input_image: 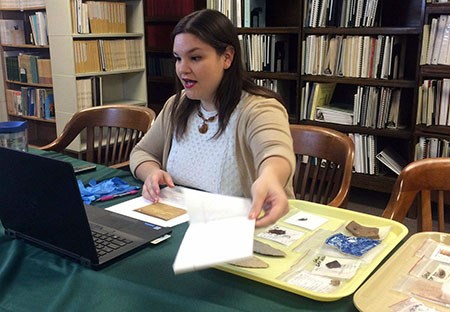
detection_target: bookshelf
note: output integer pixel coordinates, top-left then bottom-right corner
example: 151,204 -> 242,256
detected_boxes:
45,0 -> 147,153
0,1 -> 57,146
143,1 -> 428,193
207,0 -> 301,122
299,0 -> 424,193
202,0 -> 423,192
415,1 -> 450,161
144,0 -> 206,114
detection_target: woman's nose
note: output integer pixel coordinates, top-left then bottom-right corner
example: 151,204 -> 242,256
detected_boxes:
177,59 -> 190,74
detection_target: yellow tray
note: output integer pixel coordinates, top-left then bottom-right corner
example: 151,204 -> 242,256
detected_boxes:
216,200 -> 408,301
354,232 -> 450,311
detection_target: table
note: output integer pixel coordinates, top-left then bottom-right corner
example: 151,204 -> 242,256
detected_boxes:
0,150 -> 358,311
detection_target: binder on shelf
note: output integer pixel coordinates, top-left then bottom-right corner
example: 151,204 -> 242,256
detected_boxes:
376,147 -> 407,175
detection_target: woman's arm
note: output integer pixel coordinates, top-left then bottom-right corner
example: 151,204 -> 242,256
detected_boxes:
249,155 -> 291,227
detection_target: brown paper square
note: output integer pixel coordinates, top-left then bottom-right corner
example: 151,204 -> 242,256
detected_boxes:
135,202 -> 186,221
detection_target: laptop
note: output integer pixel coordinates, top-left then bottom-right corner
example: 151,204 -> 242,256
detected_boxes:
0,147 -> 172,269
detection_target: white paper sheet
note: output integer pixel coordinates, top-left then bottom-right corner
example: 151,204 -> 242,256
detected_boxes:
105,186 -> 190,228
173,188 -> 255,274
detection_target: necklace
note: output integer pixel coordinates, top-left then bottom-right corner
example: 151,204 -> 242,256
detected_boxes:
197,108 -> 218,134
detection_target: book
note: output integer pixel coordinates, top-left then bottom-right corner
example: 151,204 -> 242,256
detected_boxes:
0,19 -> 25,45
43,89 -> 55,119
244,0 -> 266,27
427,17 -> 438,64
420,24 -> 430,65
438,15 -> 450,65
315,104 -> 354,125
309,82 -> 337,119
5,89 -> 22,115
376,147 -> 407,175
37,59 -> 52,85
76,78 -> 93,111
4,51 -> 20,81
431,15 -> 448,65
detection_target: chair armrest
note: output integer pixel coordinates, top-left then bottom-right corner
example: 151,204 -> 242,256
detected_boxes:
109,161 -> 130,170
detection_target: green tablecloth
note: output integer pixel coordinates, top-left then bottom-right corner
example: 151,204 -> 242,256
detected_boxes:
0,150 -> 357,311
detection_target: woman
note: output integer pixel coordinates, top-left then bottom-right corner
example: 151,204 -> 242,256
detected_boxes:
130,9 -> 295,227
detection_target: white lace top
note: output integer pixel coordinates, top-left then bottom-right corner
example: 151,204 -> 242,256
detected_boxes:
166,104 -> 243,196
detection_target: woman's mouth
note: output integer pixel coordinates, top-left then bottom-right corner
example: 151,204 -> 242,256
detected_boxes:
183,79 -> 196,89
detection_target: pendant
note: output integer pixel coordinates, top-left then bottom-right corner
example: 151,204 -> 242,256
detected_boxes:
199,122 -> 208,134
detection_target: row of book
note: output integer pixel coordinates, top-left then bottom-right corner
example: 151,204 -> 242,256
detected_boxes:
350,133 -> 407,176
29,12 -> 48,46
4,52 -> 52,85
207,0 -> 266,28
0,13 -> 48,46
147,55 -> 174,77
301,82 -> 402,129
240,34 -> 289,72
145,24 -> 173,50
0,0 -> 45,9
303,35 -> 405,80
350,133 -> 377,175
76,77 -> 102,111
145,0 -> 194,18
304,0 -> 381,28
73,38 -> 143,74
417,78 -> 450,126
71,0 -> 126,34
5,87 -> 54,119
420,15 -> 450,66
415,136 -> 450,160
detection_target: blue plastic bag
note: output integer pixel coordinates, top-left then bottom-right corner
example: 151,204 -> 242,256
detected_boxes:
325,233 -> 380,257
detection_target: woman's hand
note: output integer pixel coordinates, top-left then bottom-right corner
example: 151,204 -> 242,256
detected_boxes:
135,161 -> 175,202
248,156 -> 291,227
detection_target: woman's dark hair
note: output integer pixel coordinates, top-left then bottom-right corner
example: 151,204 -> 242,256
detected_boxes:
170,9 -> 284,139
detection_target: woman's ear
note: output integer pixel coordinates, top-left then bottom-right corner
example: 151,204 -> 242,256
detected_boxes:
223,45 -> 235,69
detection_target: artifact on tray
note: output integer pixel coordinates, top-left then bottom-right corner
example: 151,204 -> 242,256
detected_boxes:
257,224 -> 304,246
345,220 -> 380,239
253,240 -> 286,257
228,256 -> 269,268
325,233 -> 380,257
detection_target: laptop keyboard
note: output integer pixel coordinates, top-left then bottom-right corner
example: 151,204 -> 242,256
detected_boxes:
91,230 -> 133,256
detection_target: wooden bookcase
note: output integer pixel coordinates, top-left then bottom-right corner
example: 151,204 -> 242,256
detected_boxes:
414,1 -> 450,160
144,0 -> 206,114
299,0 -> 424,193
45,0 -> 147,153
177,1 -> 422,193
0,2 -> 57,146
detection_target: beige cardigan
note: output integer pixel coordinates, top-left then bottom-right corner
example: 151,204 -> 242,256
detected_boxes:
130,92 -> 295,198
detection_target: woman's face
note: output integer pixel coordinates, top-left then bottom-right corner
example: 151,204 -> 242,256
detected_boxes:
173,33 -> 233,110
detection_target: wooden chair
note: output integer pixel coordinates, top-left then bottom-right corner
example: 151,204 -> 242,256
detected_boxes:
382,157 -> 450,232
39,104 -> 156,169
290,124 -> 354,207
